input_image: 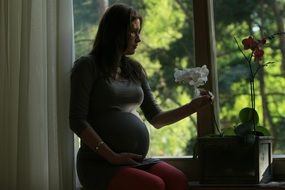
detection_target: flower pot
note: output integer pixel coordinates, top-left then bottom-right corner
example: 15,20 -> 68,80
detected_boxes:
198,136 -> 273,184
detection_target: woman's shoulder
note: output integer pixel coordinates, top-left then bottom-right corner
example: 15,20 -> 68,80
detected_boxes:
73,54 -> 95,68
124,56 -> 147,79
71,54 -> 98,77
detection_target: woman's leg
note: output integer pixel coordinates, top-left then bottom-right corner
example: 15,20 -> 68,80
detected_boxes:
146,162 -> 189,190
107,167 -> 165,190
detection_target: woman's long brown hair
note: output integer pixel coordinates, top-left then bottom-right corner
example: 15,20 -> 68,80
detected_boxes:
89,3 -> 146,82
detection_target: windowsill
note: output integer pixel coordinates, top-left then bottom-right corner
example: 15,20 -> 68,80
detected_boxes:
155,155 -> 285,181
153,154 -> 285,159
188,181 -> 285,189
273,155 -> 285,158
154,154 -> 285,160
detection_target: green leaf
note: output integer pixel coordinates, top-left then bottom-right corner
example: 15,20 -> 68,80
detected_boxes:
239,107 -> 259,125
234,122 -> 254,136
256,126 -> 271,136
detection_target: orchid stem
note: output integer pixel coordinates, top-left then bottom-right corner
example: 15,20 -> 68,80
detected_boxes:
237,37 -> 256,132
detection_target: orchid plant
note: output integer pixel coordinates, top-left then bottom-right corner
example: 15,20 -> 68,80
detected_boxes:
232,33 -> 285,139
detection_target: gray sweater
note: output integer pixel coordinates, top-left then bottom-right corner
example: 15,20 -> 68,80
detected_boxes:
69,55 -> 161,189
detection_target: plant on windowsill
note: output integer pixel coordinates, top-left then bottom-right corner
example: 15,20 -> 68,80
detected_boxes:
224,34 -> 275,141
174,32 -> 285,184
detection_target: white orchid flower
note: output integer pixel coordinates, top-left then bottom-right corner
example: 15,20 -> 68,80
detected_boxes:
174,65 -> 213,98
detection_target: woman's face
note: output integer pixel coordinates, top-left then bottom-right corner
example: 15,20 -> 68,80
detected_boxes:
124,18 -> 141,55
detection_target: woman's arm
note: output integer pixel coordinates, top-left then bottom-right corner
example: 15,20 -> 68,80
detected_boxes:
150,95 -> 212,129
140,76 -> 212,129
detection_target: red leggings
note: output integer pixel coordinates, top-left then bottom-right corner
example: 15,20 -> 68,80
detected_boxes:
107,162 -> 188,190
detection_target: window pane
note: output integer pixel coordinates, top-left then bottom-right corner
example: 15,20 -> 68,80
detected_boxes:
73,0 -> 196,156
213,0 -> 285,154
135,0 -> 196,157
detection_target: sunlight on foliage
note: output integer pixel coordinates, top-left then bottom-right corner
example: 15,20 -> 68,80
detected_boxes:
142,0 -> 185,48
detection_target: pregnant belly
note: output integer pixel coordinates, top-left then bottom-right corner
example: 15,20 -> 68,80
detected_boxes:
94,111 -> 150,158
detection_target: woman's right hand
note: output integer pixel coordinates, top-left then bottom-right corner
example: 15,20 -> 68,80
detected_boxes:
189,94 -> 212,111
108,152 -> 143,165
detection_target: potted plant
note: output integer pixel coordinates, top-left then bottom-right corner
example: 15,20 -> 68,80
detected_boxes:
197,33 -> 285,184
175,32 -> 285,184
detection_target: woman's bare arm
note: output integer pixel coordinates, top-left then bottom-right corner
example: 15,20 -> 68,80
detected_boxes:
150,95 -> 212,129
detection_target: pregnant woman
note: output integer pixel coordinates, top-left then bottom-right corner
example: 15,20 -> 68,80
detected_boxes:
69,3 -> 212,190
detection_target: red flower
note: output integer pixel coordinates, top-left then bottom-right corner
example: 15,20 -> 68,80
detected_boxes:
242,36 -> 266,62
242,36 -> 258,50
254,48 -> 264,61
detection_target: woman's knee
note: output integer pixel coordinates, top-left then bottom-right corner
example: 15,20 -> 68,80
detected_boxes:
147,162 -> 189,190
108,167 -> 165,190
